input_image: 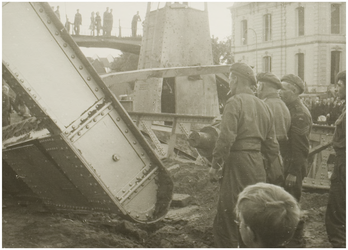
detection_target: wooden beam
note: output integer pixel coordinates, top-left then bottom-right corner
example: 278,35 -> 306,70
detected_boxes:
101,65 -> 231,86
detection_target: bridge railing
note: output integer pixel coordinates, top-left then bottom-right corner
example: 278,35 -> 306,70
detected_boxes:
66,24 -> 143,38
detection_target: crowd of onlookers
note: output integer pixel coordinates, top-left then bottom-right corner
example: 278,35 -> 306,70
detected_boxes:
51,5 -> 142,37
300,96 -> 345,126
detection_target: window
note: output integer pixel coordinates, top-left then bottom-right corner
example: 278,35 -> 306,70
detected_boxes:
297,7 -> 305,36
331,51 -> 341,84
241,20 -> 247,45
263,14 -> 272,41
296,53 -> 305,80
263,56 -> 272,72
331,4 -> 340,34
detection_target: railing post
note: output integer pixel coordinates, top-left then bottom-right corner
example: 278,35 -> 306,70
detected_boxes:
118,19 -> 121,37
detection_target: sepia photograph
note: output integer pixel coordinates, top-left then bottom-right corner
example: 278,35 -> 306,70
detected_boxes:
2,1 -> 346,248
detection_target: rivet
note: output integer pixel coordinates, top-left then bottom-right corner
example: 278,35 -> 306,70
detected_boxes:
87,76 -> 91,81
86,125 -> 90,129
39,8 -> 43,12
79,66 -> 83,70
116,117 -> 120,121
47,20 -> 51,24
127,211 -> 131,214
112,154 -> 120,162
129,183 -> 132,186
64,131 -> 68,134
20,79 -> 24,83
133,141 -> 137,145
125,129 -> 128,133
141,153 -> 144,156
63,43 -> 67,47
88,111 -> 92,115
15,73 -> 19,77
95,88 -> 98,92
55,31 -> 59,35
101,112 -> 104,116
71,55 -> 75,59
136,215 -> 139,218
93,118 -> 97,122
70,138 -> 73,142
108,106 -> 112,110
122,189 -> 125,193
72,125 -> 76,129
78,132 -> 81,136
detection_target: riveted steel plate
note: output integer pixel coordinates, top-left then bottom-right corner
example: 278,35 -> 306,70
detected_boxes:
2,2 -> 173,223
3,144 -> 91,207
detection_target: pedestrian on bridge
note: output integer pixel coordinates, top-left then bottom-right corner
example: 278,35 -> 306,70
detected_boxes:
89,12 -> 95,36
74,9 -> 82,35
325,70 -> 346,248
95,12 -> 102,36
132,11 -> 141,37
55,6 -> 60,21
103,7 -> 109,36
65,16 -> 72,34
107,9 -> 114,36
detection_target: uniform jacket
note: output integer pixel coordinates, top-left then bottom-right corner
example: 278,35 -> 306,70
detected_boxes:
263,92 -> 291,142
332,104 -> 346,154
283,98 -> 312,176
212,92 -> 279,164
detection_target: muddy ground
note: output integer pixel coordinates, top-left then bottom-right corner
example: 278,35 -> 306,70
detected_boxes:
3,157 -> 331,248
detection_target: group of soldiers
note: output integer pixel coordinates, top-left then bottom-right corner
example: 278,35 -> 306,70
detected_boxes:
209,63 -> 346,248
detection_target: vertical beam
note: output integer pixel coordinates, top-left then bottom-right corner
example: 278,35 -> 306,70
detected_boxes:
167,118 -> 177,158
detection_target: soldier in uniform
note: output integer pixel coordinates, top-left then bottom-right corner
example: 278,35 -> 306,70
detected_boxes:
325,70 -> 346,248
256,72 -> 291,185
279,74 -> 312,247
209,63 -> 279,247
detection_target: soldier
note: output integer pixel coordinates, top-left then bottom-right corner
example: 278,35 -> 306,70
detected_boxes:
325,70 -> 346,248
209,63 -> 279,247
256,72 -> 291,185
279,74 -> 312,247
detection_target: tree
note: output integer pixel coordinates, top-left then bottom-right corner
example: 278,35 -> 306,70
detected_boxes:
211,37 -> 232,65
110,52 -> 139,72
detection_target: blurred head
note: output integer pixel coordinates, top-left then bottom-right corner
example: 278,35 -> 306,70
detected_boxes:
335,70 -> 346,100
279,74 -> 304,104
256,72 -> 282,99
235,183 -> 300,248
229,63 -> 256,96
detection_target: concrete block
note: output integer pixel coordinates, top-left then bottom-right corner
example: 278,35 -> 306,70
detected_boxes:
171,193 -> 192,207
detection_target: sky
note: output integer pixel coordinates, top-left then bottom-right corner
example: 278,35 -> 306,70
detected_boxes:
50,2 -> 233,57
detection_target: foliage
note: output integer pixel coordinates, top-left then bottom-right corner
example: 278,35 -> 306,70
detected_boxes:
211,37 -> 232,65
110,52 -> 139,72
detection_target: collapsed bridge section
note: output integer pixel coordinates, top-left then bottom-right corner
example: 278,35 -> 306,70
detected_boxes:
2,2 -> 173,223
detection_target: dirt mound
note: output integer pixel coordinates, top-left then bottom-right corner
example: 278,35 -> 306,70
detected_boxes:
2,159 -> 331,247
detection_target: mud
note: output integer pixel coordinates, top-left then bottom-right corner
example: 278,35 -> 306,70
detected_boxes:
3,159 -> 331,248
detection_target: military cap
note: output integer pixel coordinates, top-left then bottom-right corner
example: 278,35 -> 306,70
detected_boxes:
230,62 -> 257,86
335,70 -> 346,84
281,74 -> 304,94
256,72 -> 282,89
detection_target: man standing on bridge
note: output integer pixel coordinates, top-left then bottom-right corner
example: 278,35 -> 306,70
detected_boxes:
279,74 -> 312,247
103,7 -> 109,36
132,11 -> 141,37
325,70 -> 346,248
74,9 -> 82,35
209,63 -> 279,247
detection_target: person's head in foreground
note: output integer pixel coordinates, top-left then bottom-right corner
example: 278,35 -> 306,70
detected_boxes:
235,182 -> 300,248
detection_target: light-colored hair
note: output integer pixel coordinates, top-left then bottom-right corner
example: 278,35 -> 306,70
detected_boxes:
235,182 -> 300,247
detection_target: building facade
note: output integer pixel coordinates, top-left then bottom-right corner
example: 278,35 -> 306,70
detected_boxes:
229,2 -> 346,92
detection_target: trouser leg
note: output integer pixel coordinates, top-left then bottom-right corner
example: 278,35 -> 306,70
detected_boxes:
325,155 -> 346,248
